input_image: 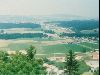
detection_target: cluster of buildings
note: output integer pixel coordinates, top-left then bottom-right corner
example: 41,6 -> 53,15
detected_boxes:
43,63 -> 64,75
85,51 -> 99,72
41,23 -> 75,34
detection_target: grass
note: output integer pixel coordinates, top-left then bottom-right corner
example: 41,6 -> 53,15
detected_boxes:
80,42 -> 99,49
82,72 -> 93,75
53,62 -> 65,69
6,42 -> 45,54
78,60 -> 90,74
1,40 -> 97,56
41,44 -> 91,54
7,43 -> 31,51
6,42 -> 92,54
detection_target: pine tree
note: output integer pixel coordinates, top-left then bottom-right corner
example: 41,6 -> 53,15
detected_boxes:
65,50 -> 79,75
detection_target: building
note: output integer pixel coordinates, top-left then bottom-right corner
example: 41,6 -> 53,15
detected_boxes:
91,51 -> 99,60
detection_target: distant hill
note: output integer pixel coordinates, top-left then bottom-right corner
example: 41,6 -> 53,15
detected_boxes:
0,15 -> 97,22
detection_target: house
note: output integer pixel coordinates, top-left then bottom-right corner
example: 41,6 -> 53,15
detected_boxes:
91,51 -> 99,60
85,60 -> 99,72
75,55 -> 82,60
85,51 -> 99,72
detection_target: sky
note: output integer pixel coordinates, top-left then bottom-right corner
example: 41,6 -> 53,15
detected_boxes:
0,0 -> 99,18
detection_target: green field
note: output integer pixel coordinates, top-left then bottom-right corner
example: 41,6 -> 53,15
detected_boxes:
7,43 -> 31,50
80,42 -> 99,49
6,43 -> 91,54
41,44 -> 91,54
0,39 -> 98,56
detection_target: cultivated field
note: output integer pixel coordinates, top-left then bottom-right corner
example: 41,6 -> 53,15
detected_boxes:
0,39 -> 99,56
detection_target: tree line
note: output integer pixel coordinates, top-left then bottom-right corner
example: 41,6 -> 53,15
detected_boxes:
0,23 -> 41,29
0,33 -> 48,39
60,33 -> 99,38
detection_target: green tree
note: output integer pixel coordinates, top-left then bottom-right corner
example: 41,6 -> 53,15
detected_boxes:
0,51 -> 9,62
0,46 -> 46,75
65,50 -> 79,75
27,45 -> 36,60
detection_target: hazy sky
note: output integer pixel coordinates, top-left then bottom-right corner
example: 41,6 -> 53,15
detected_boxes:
0,0 -> 99,18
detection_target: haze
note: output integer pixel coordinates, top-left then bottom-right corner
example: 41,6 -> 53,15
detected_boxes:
0,0 -> 99,18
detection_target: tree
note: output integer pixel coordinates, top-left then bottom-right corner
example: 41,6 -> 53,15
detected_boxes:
0,46 -> 46,75
0,51 -> 9,62
82,49 -> 87,53
0,30 -> 4,34
27,45 -> 36,60
65,50 -> 79,75
94,68 -> 99,75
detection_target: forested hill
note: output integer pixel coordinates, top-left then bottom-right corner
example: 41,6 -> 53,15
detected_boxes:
46,20 -> 99,32
0,23 -> 41,29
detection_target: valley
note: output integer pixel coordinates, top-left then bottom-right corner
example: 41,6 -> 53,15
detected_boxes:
0,16 -> 99,75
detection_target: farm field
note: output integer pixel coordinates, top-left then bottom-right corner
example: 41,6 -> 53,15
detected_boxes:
0,39 -> 99,56
41,44 -> 91,54
80,42 -> 99,49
